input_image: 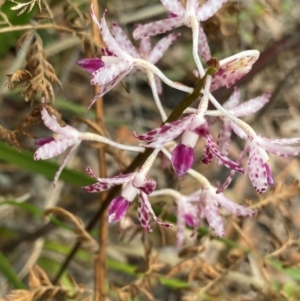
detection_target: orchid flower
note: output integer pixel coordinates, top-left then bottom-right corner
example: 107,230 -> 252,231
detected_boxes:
151,188 -> 201,247
34,107 -> 82,186
218,133 -> 300,194
133,0 -> 229,76
202,88 -> 300,193
161,148 -> 257,238
151,170 -> 257,245
134,112 -> 243,178
35,107 -> 144,186
134,50 -> 260,177
216,90 -> 271,159
78,6 -> 190,110
197,50 -> 260,92
83,167 -> 172,231
199,186 -> 257,237
134,63 -> 253,178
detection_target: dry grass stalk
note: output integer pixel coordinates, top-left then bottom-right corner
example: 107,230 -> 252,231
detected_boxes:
63,0 -> 98,56
2,265 -> 92,301
112,242 -> 165,301
43,207 -> 99,252
8,0 -> 42,15
250,181 -> 300,209
0,125 -> 20,150
6,31 -> 62,104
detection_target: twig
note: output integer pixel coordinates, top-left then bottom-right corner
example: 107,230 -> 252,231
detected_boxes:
89,1 -> 107,300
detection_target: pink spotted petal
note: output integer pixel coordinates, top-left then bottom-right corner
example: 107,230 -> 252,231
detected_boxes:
248,143 -> 268,194
216,192 -> 258,216
216,144 -> 249,193
139,37 -> 151,58
202,145 -> 214,164
148,33 -> 180,64
133,115 -> 192,147
264,137 -> 300,145
206,135 -> 244,172
264,162 -> 274,186
137,193 -> 152,232
41,108 -> 79,138
257,137 -> 300,157
102,47 -> 115,56
139,179 -> 156,195
85,166 -> 98,179
139,192 -> 173,231
230,92 -> 271,117
108,196 -> 130,223
133,17 -> 185,40
35,137 -> 54,146
172,144 -> 195,178
91,8 -> 129,60
198,25 -> 211,62
83,170 -> 136,193
161,0 -> 185,16
204,199 -> 225,237
91,61 -> 132,86
176,197 -> 198,247
186,0 -> 200,14
216,119 -> 232,158
197,0 -> 229,21
77,58 -> 104,73
193,126 -> 244,173
210,50 -> 259,91
34,138 -> 76,160
88,68 -> 132,110
223,87 -> 240,109
154,75 -> 163,94
110,22 -> 139,58
176,199 -> 187,247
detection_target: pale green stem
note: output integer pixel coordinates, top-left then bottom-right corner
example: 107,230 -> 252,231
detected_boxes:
150,188 -> 182,199
81,132 -> 145,153
140,147 -> 161,176
146,69 -> 168,122
197,74 -> 212,115
190,15 -> 205,78
133,58 -> 193,94
205,91 -> 257,139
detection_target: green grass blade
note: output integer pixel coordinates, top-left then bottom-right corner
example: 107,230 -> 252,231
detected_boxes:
0,252 -> 25,289
0,141 -> 94,186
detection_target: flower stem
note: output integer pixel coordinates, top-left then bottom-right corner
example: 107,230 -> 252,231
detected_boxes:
133,58 -> 194,94
146,70 -> 168,122
82,132 -> 145,153
190,16 -> 205,78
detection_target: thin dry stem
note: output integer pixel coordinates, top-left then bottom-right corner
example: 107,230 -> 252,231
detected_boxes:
43,207 -> 99,252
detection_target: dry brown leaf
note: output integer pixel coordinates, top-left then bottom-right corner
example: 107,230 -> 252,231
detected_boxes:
31,265 -> 52,286
28,266 -> 41,289
0,125 -> 20,151
12,31 -> 62,103
4,290 -> 33,301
